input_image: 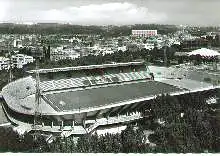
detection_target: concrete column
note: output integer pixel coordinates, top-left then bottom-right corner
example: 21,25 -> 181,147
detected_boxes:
213,61 -> 217,71
60,121 -> 64,130
83,119 -> 85,128
61,121 -> 64,128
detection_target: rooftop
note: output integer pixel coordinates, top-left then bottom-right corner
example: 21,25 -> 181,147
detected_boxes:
27,61 -> 145,74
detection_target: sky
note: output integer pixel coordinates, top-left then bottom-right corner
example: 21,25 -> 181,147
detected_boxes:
0,0 -> 219,26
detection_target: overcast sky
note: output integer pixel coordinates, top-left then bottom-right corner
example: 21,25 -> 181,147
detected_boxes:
0,0 -> 219,26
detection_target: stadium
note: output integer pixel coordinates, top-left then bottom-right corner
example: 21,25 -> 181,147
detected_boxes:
1,60 -> 219,137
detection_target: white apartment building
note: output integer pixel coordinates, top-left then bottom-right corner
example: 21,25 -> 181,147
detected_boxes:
13,39 -> 23,48
12,54 -> 34,68
118,46 -> 127,52
50,47 -> 80,61
0,57 -> 10,70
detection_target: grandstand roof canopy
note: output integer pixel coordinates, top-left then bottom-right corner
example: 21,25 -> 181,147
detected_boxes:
27,61 -> 145,74
188,48 -> 220,57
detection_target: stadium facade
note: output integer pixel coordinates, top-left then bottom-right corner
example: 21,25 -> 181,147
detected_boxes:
1,60 -> 219,137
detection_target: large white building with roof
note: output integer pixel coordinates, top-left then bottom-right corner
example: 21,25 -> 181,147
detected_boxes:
132,30 -> 157,37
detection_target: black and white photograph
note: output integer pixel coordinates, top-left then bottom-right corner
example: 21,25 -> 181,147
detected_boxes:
0,0 -> 220,153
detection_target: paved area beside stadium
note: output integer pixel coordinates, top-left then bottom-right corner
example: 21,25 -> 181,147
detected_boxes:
45,80 -> 185,111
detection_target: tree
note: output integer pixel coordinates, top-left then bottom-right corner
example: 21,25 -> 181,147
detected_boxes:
121,125 -> 137,152
146,93 -> 219,153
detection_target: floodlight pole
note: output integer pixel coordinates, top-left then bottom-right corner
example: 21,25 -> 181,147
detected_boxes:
33,58 -> 41,131
164,40 -> 168,67
8,41 -> 13,83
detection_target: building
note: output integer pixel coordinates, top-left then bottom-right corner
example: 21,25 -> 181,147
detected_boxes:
13,39 -> 22,48
11,54 -> 34,68
0,57 -> 10,70
118,46 -> 127,52
126,43 -> 139,52
30,47 -> 44,59
180,38 -> 208,52
132,30 -> 157,37
50,47 -> 80,61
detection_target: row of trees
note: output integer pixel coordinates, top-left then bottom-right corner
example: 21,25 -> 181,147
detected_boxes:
0,24 -> 178,36
0,126 -> 41,152
147,91 -> 220,153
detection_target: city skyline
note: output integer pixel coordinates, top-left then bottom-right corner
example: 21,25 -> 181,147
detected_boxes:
0,0 -> 219,26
